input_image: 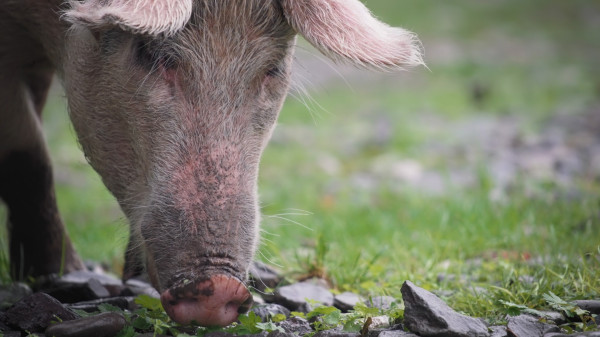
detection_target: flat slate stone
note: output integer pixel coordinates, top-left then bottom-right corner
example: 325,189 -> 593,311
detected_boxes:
45,312 -> 126,337
506,315 -> 560,337
3,293 -> 79,332
401,280 -> 489,337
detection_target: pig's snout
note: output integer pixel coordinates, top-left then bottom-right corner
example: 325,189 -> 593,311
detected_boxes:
160,274 -> 253,326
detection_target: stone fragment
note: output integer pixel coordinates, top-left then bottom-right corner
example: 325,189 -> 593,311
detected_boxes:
249,261 -> 284,292
0,283 -> 32,310
274,280 -> 334,312
59,270 -> 124,296
4,293 -> 79,332
277,316 -> 313,336
574,300 -> 600,315
401,280 -> 489,337
45,312 -> 126,337
365,296 -> 397,311
334,292 -> 363,312
506,314 -> 559,337
251,303 -> 291,321
66,296 -> 135,313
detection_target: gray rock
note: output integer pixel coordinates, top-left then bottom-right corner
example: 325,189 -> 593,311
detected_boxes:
489,326 -> 508,337
45,312 -> 126,337
506,315 -> 559,337
277,316 -> 313,336
378,331 -> 420,337
401,280 -> 489,337
4,293 -> 79,332
66,296 -> 135,313
545,332 -> 600,337
313,330 -> 360,337
0,283 -> 32,310
43,277 -> 110,303
204,332 -> 237,337
365,296 -> 397,311
1,331 -> 22,337
530,311 -> 566,325
274,280 -> 334,312
250,261 -> 284,292
60,270 -> 124,295
334,292 -> 363,312
122,278 -> 160,298
574,300 -> 600,315
268,331 -> 298,337
251,303 -> 291,321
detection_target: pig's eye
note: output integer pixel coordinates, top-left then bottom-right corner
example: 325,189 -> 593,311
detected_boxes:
265,66 -> 282,78
134,39 -> 177,71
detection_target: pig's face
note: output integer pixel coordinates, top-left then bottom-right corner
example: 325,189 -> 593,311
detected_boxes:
64,0 -> 423,327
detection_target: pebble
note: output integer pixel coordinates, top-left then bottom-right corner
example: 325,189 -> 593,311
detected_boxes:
313,330 -> 360,337
334,292 -> 364,312
277,316 -> 313,336
365,296 -> 397,311
506,314 -> 560,337
249,261 -> 284,292
44,312 -> 126,337
274,280 -> 334,312
401,280 -> 489,337
251,303 -> 291,321
377,331 -> 419,337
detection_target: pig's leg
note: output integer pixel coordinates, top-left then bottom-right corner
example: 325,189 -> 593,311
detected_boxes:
0,62 -> 85,279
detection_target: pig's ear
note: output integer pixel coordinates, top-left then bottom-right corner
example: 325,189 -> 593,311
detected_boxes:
281,0 -> 424,70
64,0 -> 193,36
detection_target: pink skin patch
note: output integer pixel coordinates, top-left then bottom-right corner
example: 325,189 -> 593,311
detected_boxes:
160,274 -> 252,326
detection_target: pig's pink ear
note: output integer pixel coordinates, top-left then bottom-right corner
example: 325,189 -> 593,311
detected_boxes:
281,0 -> 424,70
65,0 -> 193,36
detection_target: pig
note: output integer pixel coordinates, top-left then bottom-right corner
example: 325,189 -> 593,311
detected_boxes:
0,0 -> 423,327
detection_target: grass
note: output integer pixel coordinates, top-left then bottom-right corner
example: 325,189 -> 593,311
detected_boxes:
1,0 -> 599,332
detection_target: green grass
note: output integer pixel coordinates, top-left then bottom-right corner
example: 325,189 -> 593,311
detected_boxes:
1,0 -> 599,329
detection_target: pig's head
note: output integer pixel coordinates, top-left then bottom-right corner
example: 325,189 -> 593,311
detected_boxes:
62,0 -> 423,327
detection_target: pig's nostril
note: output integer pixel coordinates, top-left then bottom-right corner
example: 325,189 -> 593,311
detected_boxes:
236,295 -> 253,314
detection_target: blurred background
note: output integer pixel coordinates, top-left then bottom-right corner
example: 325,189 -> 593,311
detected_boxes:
1,0 -> 599,315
